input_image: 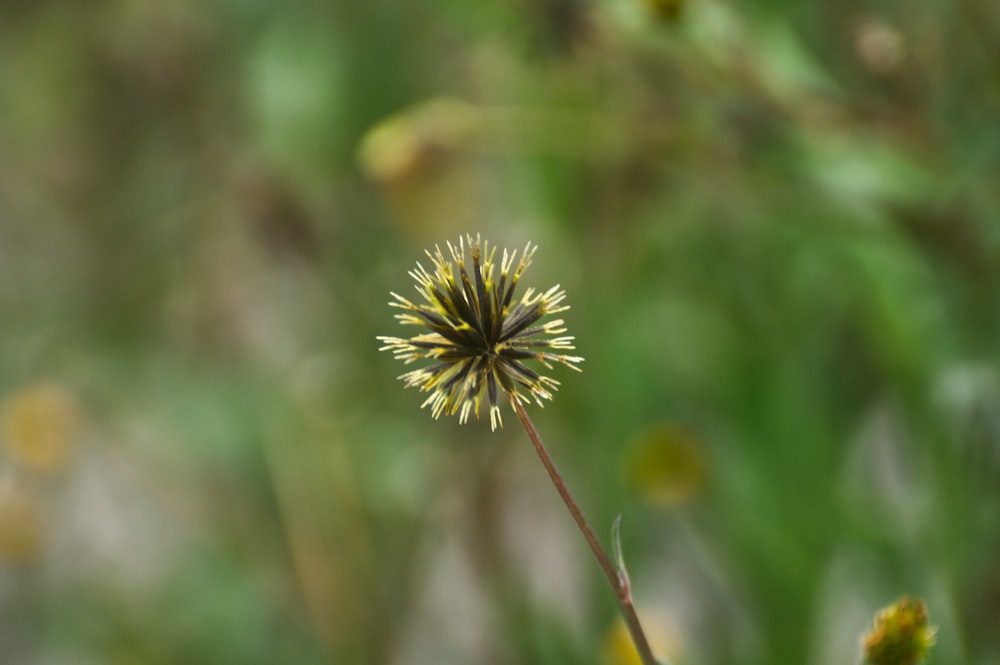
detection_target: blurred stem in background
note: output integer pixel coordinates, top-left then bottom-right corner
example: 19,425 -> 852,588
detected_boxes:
512,398 -> 661,665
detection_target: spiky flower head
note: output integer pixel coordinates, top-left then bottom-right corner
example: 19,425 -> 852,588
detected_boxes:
862,596 -> 936,665
377,234 -> 583,430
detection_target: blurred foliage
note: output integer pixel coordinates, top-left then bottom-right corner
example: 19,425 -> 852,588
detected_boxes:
1,0 -> 999,664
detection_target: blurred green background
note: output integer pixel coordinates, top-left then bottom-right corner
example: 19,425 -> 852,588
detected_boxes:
1,0 -> 999,663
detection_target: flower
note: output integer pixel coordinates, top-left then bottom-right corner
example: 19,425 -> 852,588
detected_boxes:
2,383 -> 79,473
862,596 -> 936,665
378,234 -> 583,430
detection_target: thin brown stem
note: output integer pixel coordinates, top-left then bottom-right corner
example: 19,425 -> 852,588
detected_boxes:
511,397 -> 659,665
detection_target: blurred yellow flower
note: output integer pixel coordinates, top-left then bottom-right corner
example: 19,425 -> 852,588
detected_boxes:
2,383 -> 80,473
358,98 -> 478,186
624,424 -> 706,506
603,608 -> 679,665
862,596 -> 936,665
645,0 -> 684,23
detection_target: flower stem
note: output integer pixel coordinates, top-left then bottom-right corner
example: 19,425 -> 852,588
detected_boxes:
511,398 -> 659,665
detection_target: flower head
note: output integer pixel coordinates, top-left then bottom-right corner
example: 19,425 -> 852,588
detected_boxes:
378,234 -> 583,430
862,596 -> 936,665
